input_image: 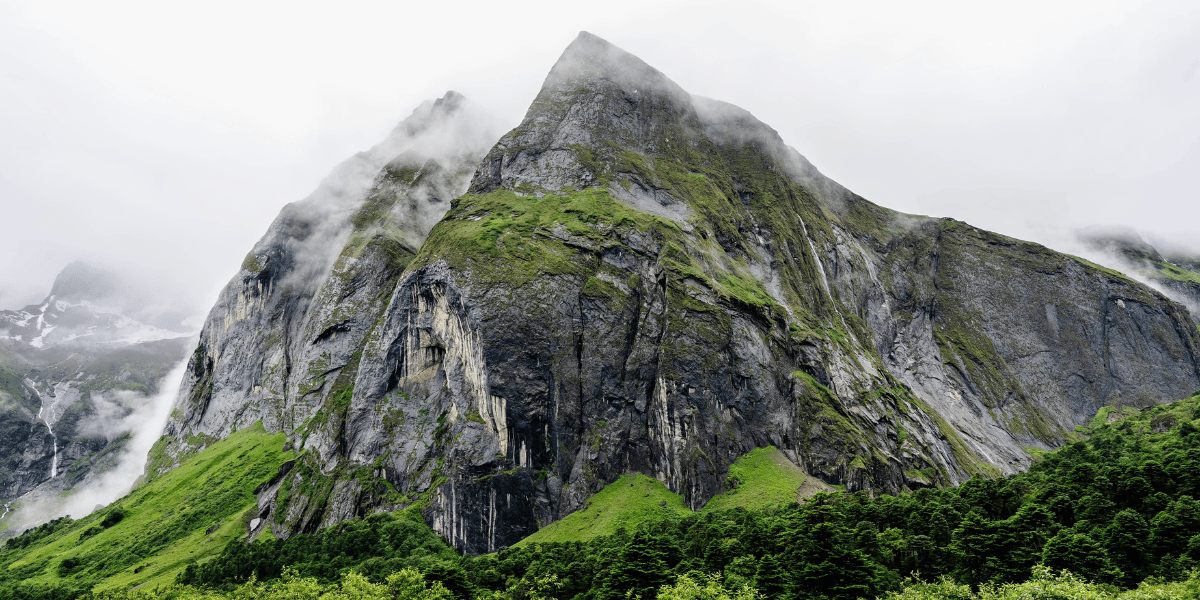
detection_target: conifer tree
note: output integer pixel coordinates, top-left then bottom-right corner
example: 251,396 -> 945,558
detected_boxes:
1041,530 -> 1110,583
754,553 -> 787,598
1105,509 -> 1152,587
604,529 -> 671,599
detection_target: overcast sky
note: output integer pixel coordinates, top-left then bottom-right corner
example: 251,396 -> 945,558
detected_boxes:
1,0 -> 1197,314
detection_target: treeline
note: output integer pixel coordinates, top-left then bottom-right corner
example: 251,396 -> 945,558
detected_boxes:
177,511 -> 473,597
173,397 -> 1200,599
10,396 -> 1200,599
79,565 -> 1200,599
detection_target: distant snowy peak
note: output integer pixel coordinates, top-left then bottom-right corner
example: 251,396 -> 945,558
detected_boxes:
0,262 -> 196,350
0,295 -> 188,348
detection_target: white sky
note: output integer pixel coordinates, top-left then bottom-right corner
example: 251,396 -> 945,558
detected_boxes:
1,0 -> 1198,311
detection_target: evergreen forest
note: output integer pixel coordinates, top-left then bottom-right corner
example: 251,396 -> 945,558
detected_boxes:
8,395 -> 1200,600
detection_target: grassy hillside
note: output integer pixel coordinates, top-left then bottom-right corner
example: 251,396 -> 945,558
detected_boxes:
0,422 -> 291,596
515,474 -> 691,546
701,446 -> 824,512
518,447 -> 823,546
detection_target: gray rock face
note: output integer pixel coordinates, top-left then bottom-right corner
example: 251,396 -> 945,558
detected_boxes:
165,92 -> 503,450
166,33 -> 1200,555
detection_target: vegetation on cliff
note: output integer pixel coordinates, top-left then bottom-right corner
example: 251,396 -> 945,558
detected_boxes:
7,394 -> 1200,599
0,423 -> 291,598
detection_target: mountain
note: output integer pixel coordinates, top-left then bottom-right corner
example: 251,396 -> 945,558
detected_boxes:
162,33 -> 1200,555
1077,227 -> 1200,322
0,261 -> 194,534
0,261 -> 189,349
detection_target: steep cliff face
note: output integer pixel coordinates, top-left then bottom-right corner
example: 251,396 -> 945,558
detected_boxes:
166,92 -> 501,449
165,33 -> 1200,554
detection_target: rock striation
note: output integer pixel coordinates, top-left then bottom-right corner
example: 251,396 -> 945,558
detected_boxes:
164,33 -> 1200,554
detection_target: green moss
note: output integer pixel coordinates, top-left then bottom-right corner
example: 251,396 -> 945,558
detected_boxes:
925,407 -> 1001,479
411,188 -> 659,287
1150,260 -> 1200,285
274,474 -> 295,524
718,273 -> 781,312
701,447 -> 807,512
1066,254 -> 1139,283
1022,446 -> 1051,463
242,253 -> 265,274
583,276 -> 621,300
933,316 -> 1016,409
515,474 -> 691,546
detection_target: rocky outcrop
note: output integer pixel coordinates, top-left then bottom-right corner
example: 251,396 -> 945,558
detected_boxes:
166,92 -> 502,450
166,33 -> 1200,554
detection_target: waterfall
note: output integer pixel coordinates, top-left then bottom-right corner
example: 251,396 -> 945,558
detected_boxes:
49,423 -> 58,479
35,383 -> 74,480
37,405 -> 58,479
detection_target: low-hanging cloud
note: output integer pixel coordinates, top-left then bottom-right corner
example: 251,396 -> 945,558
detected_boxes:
1059,226 -> 1200,318
241,92 -> 504,308
5,355 -> 190,529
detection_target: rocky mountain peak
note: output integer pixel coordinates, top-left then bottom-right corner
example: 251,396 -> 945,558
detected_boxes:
469,33 -> 705,211
165,35 -> 1200,556
542,32 -> 691,108
468,32 -> 855,224
47,260 -> 121,305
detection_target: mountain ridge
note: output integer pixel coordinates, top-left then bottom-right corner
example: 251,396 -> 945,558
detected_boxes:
162,32 -> 1200,555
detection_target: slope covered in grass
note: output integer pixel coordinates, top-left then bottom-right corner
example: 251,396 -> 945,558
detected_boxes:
700,446 -> 820,512
515,474 -> 692,546
0,422 -> 291,596
517,448 -> 823,546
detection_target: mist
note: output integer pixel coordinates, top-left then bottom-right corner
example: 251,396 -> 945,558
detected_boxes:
1064,227 -> 1200,317
235,92 -> 502,315
3,1 -> 1199,317
6,357 -> 189,528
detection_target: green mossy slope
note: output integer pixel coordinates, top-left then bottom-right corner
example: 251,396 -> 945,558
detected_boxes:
0,422 -> 291,594
700,446 -> 813,512
519,447 -> 824,546
515,474 -> 691,546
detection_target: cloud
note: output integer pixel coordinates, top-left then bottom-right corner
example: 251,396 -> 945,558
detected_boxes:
5,2 -> 1197,317
5,356 -> 189,527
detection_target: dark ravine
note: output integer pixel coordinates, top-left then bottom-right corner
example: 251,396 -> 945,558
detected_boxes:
162,33 -> 1200,554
